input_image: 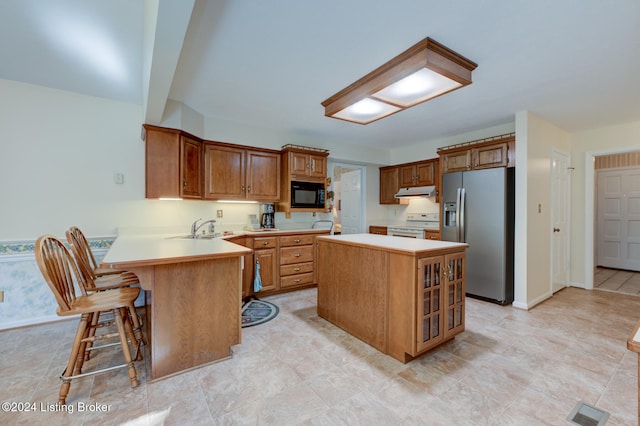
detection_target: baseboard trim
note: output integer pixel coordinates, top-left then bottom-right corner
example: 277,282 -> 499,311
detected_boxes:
512,291 -> 553,310
0,314 -> 77,331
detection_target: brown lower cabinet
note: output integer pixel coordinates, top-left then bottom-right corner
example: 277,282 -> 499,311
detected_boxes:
233,231 -> 329,299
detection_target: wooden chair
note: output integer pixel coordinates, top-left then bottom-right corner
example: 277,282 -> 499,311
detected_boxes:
35,235 -> 143,405
66,227 -> 145,356
66,226 -> 139,290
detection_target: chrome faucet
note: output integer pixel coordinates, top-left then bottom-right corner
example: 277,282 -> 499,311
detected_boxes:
191,218 -> 216,237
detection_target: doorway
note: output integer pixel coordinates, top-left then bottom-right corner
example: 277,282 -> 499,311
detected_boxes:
585,149 -> 640,294
328,162 -> 366,234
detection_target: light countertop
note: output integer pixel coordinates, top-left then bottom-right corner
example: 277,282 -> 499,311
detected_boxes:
101,235 -> 252,269
317,233 -> 467,256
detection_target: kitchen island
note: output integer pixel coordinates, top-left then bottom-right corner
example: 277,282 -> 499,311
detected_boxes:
316,234 -> 468,363
101,235 -> 252,381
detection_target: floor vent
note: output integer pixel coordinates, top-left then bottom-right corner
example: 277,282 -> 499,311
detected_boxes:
566,402 -> 609,426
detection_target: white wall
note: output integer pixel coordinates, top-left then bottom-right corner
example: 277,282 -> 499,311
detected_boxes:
513,111 -> 571,309
570,120 -> 640,287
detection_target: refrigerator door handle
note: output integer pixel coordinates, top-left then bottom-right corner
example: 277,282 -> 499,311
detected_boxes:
459,187 -> 466,243
455,188 -> 461,242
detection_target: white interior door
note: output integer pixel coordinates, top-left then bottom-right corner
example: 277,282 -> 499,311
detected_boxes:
551,149 -> 570,293
340,169 -> 362,234
597,168 -> 640,271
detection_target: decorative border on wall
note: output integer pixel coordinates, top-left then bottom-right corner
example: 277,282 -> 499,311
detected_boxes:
0,237 -> 115,261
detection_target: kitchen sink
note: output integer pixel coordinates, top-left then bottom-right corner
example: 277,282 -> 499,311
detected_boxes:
167,234 -> 221,240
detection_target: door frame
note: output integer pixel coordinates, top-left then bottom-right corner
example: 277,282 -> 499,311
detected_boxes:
584,146 -> 640,289
328,161 -> 367,234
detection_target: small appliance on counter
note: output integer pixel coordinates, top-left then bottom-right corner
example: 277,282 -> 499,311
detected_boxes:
260,203 -> 275,229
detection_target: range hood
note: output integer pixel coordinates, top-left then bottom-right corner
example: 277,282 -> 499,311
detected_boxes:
394,185 -> 436,198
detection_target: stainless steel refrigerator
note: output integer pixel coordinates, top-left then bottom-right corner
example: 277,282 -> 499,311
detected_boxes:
442,167 -> 515,304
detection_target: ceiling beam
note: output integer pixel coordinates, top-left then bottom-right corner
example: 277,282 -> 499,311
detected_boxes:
143,0 -> 196,125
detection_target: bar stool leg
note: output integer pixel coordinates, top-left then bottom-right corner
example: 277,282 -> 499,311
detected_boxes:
60,313 -> 89,405
113,308 -> 139,388
128,305 -> 146,346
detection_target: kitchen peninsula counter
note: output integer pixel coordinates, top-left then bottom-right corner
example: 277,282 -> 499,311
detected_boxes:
316,234 -> 468,363
102,235 -> 252,381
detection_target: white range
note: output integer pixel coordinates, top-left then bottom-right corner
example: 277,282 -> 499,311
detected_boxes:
387,212 -> 439,239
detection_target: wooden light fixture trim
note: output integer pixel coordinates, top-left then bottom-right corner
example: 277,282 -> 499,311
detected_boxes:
321,37 -> 478,124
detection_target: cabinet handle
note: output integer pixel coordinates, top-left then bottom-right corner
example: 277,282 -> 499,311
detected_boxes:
294,279 -> 301,283
247,185 -> 251,192
242,185 -> 245,192
294,253 -> 301,257
294,239 -> 301,243
311,161 -> 315,172
183,180 -> 187,188
294,267 -> 301,271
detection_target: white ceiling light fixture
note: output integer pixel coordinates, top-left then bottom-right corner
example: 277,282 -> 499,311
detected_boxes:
322,37 -> 478,125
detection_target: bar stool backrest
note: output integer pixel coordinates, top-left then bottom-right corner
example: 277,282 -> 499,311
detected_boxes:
35,234 -> 87,313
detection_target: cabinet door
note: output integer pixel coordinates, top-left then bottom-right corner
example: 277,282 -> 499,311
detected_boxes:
473,143 -> 508,169
180,136 -> 202,198
444,252 -> 465,338
290,152 -> 309,176
246,150 -> 280,201
442,150 -> 471,173
369,226 -> 388,235
399,164 -> 416,187
417,256 -> 444,352
379,167 -> 400,204
254,248 -> 278,292
415,161 -> 435,186
204,144 -> 245,199
309,155 -> 326,178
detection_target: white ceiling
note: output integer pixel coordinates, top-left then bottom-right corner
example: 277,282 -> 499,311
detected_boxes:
1,0 -> 639,149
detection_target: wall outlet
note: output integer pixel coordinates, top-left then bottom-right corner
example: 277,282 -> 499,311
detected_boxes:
216,210 -> 223,218
114,173 -> 124,184
0,290 -> 4,303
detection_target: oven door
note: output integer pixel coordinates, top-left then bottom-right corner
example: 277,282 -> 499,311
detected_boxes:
388,228 -> 424,239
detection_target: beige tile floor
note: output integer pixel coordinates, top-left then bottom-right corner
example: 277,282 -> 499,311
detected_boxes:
1,286 -> 639,425
595,267 -> 640,296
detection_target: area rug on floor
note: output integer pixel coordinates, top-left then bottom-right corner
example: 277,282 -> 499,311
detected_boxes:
241,298 -> 279,327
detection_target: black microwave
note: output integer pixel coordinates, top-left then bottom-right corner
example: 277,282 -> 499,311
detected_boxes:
291,181 -> 325,208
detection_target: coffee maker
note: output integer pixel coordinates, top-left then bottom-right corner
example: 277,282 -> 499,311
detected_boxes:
260,203 -> 275,229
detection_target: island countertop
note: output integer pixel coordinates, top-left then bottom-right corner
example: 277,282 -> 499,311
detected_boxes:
101,235 -> 252,269
316,233 -> 468,255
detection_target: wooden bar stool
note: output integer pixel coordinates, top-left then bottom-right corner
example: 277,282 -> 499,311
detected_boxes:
66,226 -> 139,289
35,235 -> 143,405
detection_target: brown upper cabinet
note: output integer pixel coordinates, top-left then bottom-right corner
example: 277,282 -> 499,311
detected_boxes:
284,148 -> 328,180
379,158 -> 439,205
279,146 -> 330,213
379,166 -> 400,205
203,143 -> 280,201
399,160 -> 437,187
144,125 -> 202,199
439,134 -> 515,174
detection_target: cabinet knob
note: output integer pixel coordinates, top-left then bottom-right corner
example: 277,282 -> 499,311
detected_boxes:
262,241 -> 269,246
183,180 -> 187,188
247,185 -> 251,192
294,239 -> 301,243
242,185 -> 245,192
294,253 -> 301,257
294,279 -> 301,283
294,267 -> 301,271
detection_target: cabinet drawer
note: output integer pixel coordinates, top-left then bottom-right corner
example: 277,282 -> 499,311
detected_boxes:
280,245 -> 314,264
425,230 -> 441,240
281,272 -> 314,288
280,235 -> 315,247
253,237 -> 278,248
280,261 -> 314,277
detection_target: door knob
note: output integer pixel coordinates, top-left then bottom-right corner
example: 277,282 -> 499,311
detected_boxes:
553,227 -> 560,232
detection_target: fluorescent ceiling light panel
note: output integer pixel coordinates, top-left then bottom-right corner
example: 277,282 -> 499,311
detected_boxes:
372,68 -> 462,107
332,98 -> 401,124
322,37 -> 477,124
